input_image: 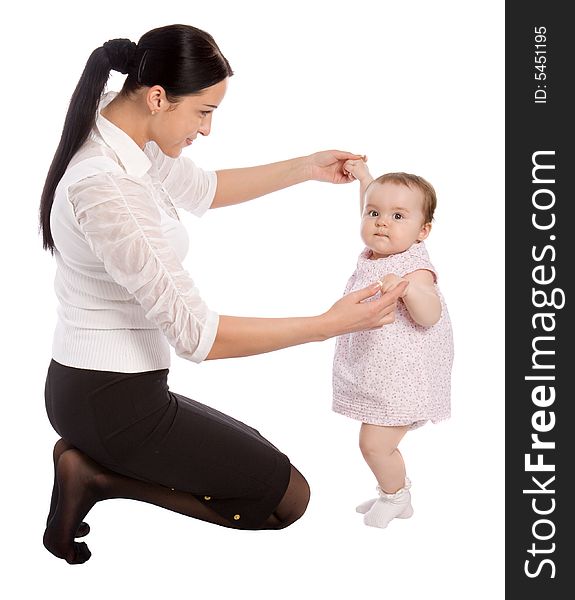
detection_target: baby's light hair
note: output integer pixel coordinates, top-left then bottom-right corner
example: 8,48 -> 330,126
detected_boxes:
364,172 -> 437,224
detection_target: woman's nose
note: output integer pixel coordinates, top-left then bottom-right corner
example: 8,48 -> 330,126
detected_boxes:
199,114 -> 213,136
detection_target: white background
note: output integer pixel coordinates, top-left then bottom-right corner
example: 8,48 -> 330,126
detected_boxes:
1,0 -> 504,598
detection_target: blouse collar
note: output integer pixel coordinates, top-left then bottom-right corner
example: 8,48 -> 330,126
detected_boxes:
95,91 -> 152,178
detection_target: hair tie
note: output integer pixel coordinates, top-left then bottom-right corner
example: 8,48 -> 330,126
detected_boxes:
103,39 -> 138,74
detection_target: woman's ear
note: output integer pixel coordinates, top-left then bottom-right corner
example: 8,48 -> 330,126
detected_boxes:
146,85 -> 167,113
417,222 -> 432,242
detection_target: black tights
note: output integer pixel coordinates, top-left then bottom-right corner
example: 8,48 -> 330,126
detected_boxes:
44,439 -> 311,564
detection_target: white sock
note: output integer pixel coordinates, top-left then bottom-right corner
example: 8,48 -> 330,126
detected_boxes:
355,497 -> 378,514
363,478 -> 413,529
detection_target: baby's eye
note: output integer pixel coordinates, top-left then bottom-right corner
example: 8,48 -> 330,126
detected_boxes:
368,210 -> 379,217
392,213 -> 404,220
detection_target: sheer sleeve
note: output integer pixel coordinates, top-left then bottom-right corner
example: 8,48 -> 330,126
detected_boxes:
67,171 -> 219,363
145,142 -> 217,216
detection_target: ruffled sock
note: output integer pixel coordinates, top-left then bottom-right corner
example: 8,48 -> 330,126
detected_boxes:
363,478 -> 413,529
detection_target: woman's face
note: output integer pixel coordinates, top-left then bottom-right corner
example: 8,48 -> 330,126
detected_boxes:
149,78 -> 228,158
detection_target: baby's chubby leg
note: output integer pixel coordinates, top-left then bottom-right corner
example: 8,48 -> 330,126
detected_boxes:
359,423 -> 409,493
358,423 -> 413,527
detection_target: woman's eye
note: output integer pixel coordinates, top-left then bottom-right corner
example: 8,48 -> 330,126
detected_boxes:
368,210 -> 379,217
200,111 -> 210,117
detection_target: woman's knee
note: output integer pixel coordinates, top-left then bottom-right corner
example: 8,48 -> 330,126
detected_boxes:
272,465 -> 310,529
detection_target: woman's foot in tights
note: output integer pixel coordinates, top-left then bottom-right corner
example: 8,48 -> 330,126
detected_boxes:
46,439 -> 90,538
43,448 -> 108,564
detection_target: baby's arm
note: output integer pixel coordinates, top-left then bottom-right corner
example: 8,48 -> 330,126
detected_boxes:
402,270 -> 441,326
380,271 -> 442,327
343,157 -> 373,213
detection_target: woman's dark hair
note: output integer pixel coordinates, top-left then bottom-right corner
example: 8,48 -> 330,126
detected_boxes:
39,24 -> 233,253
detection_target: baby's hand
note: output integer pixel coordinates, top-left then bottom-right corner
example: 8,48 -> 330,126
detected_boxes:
378,274 -> 409,297
343,157 -> 371,184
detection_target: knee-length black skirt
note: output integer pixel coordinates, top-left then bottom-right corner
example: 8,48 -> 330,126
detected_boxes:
44,359 -> 292,530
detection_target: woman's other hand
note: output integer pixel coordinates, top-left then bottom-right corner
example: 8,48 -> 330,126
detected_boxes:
378,273 -> 410,297
320,280 -> 408,338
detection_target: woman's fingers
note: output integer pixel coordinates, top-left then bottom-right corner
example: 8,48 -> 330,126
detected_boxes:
330,150 -> 366,161
351,280 -> 408,304
365,281 -> 407,327
378,274 -> 408,295
326,280 -> 408,337
352,282 -> 385,303
377,280 -> 408,306
346,280 -> 408,329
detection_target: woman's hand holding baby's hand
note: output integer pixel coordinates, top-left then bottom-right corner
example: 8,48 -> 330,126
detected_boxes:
321,280 -> 408,338
306,150 -> 367,184
378,274 -> 410,297
343,158 -> 372,184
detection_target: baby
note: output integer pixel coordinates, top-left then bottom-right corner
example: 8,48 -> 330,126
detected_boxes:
332,159 -> 453,528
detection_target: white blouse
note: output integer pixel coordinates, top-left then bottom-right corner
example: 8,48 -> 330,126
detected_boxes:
50,91 -> 219,372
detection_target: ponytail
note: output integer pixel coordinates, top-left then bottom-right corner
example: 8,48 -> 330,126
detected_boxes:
39,40 -> 134,252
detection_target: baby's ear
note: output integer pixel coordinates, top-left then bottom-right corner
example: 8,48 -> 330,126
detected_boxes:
417,222 -> 432,241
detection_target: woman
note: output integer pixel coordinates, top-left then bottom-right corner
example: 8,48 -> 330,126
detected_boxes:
39,24 -> 406,564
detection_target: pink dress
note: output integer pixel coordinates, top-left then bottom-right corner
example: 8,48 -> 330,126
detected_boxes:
332,242 -> 453,430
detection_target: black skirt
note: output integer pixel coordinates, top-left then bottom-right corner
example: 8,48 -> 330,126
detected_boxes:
44,359 -> 292,530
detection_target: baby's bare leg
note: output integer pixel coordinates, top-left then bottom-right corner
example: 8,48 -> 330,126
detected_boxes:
359,424 -> 410,493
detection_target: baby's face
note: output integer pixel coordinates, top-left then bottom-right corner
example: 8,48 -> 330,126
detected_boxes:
360,182 -> 431,258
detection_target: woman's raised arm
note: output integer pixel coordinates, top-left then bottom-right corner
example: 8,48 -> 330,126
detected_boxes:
211,150 -> 365,208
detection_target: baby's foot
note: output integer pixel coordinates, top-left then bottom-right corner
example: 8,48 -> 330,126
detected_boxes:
355,497 -> 378,514
363,483 -> 414,529
43,449 -> 107,564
